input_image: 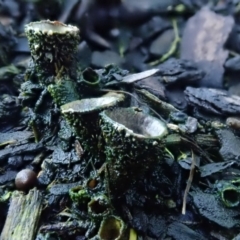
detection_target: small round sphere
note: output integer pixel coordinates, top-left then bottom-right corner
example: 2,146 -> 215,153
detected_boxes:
15,169 -> 37,191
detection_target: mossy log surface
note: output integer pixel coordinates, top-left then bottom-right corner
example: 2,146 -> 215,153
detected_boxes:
1,188 -> 42,240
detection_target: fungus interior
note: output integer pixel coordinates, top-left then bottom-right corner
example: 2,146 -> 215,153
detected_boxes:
222,188 -> 239,206
88,199 -> 108,214
105,108 -> 167,138
61,95 -> 122,114
26,21 -> 79,34
99,216 -> 122,240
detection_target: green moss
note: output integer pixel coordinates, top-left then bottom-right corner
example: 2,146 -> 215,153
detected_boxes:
69,186 -> 90,205
48,78 -> 81,106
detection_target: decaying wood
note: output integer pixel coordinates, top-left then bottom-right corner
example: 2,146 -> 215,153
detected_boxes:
181,7 -> 234,88
1,188 -> 43,240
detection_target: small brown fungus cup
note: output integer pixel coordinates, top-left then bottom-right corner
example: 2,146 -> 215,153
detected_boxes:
87,178 -> 99,189
15,169 -> 37,191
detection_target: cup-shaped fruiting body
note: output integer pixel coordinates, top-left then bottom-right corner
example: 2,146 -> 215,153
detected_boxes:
221,187 -> 239,207
25,20 -> 80,77
86,178 -> 99,190
78,68 -> 102,96
99,107 -> 168,195
61,92 -> 125,158
84,176 -> 103,194
220,185 -> 240,208
88,194 -> 111,220
97,215 -> 127,240
216,180 -> 240,208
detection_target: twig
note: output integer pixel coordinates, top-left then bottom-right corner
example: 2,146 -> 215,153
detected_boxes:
182,150 -> 195,215
149,18 -> 180,66
180,135 -> 213,163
